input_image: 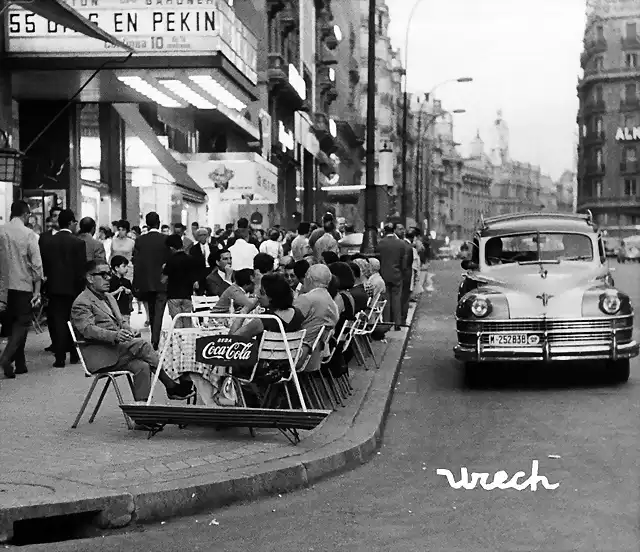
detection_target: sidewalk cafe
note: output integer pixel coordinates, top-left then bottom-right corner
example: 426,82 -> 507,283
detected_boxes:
71,295 -> 387,445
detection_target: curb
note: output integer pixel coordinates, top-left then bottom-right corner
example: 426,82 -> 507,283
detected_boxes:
0,302 -> 419,543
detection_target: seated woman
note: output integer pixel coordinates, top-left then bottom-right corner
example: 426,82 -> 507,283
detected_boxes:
347,261 -> 370,314
329,262 -> 357,334
234,273 -> 304,340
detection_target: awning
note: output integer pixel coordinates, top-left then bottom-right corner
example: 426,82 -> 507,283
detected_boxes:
113,104 -> 206,198
19,0 -> 134,51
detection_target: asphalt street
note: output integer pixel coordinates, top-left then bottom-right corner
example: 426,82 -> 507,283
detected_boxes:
21,259 -> 640,552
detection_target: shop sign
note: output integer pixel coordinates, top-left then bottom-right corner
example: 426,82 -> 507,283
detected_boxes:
6,0 -> 258,84
615,127 -> 640,141
288,64 -> 306,101
182,152 -> 278,205
278,121 -> 295,152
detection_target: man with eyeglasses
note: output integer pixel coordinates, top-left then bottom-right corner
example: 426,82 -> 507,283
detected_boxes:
71,260 -> 195,405
0,201 -> 43,380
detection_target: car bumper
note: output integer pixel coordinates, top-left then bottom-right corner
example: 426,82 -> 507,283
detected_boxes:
454,316 -> 639,362
454,340 -> 639,362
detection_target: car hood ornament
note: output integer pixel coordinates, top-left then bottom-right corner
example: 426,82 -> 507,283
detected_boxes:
536,292 -> 554,307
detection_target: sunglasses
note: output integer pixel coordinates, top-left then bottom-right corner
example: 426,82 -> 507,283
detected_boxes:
90,271 -> 112,279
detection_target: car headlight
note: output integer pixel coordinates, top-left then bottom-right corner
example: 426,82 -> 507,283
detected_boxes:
600,291 -> 621,315
470,296 -> 492,318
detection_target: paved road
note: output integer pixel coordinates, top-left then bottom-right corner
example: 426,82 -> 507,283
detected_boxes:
24,260 -> 640,552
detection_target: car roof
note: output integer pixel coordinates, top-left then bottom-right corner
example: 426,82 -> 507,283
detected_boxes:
478,212 -> 596,238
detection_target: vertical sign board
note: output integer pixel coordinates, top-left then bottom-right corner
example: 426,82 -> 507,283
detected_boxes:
5,0 -> 258,84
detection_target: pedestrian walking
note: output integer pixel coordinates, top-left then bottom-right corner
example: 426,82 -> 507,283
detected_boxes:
41,209 -> 86,368
77,217 -> 107,264
132,212 -> 172,350
163,234 -> 200,329
0,201 -> 44,379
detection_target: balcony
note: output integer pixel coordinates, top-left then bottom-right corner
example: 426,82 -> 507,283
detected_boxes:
336,112 -> 366,149
583,131 -> 606,145
317,45 -> 338,66
620,98 -> 640,111
620,161 -> 638,173
581,37 -> 608,64
312,111 -> 338,154
267,52 -> 305,108
621,34 -> 640,50
585,163 -> 606,175
582,100 -> 606,116
318,73 -> 338,104
266,0 -> 286,15
279,1 -> 298,32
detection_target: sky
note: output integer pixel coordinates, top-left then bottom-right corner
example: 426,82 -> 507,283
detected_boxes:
386,0 -> 587,180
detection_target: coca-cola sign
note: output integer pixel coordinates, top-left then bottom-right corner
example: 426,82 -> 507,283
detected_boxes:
195,335 -> 259,368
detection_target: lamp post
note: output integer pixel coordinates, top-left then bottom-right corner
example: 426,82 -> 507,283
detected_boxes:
360,0 -> 378,256
401,77 -> 472,226
415,108 -> 465,228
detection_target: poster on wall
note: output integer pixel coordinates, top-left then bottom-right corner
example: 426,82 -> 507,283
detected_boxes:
182,152 -> 278,205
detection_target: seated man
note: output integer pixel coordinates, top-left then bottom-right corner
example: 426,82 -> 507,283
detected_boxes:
71,261 -> 195,405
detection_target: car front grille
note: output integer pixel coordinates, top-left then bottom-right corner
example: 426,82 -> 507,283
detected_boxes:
457,317 -> 634,348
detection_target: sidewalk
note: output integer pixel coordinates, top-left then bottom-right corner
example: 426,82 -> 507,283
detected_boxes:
0,304 -> 417,544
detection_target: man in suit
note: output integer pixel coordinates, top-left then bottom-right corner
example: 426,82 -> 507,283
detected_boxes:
41,209 -> 86,367
133,212 -> 171,349
77,217 -> 107,264
204,248 -> 232,296
377,222 -> 410,330
190,228 -> 212,293
71,261 -> 195,406
395,223 -> 415,325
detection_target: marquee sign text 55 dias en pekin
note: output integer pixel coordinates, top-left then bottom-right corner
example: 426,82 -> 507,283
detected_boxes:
6,0 -> 258,84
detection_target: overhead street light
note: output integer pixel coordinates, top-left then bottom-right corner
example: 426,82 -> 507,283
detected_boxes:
401,77 -> 472,226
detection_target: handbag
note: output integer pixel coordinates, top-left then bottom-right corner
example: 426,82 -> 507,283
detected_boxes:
213,375 -> 239,407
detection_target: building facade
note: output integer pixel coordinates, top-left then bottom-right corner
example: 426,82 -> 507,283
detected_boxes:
577,0 -> 640,234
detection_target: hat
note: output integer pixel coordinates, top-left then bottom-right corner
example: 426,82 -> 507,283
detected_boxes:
58,209 -> 76,228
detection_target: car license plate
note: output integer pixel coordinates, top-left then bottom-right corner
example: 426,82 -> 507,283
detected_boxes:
488,334 -> 539,346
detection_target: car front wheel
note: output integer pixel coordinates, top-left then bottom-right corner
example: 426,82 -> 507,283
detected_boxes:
608,359 -> 630,384
463,361 -> 482,387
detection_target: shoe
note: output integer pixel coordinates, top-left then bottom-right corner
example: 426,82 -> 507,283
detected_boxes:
53,360 -> 65,368
14,365 -> 28,375
167,381 -> 196,401
69,353 -> 80,364
394,325 -> 402,331
2,364 -> 15,379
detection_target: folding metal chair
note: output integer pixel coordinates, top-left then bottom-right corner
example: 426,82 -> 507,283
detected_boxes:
354,298 -> 387,370
320,320 -> 356,407
67,322 -> 136,430
191,296 -> 219,328
297,327 -> 339,410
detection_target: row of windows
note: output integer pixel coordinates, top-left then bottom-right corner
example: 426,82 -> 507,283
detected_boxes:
592,52 -> 640,71
587,82 -> 640,104
594,213 -> 640,226
587,146 -> 638,165
584,178 -> 638,197
591,21 -> 640,42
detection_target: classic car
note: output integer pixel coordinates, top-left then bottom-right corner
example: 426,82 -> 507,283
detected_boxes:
617,235 -> 640,263
454,211 -> 638,384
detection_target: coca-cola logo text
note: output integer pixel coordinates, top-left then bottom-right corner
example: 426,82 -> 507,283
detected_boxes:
195,335 -> 259,367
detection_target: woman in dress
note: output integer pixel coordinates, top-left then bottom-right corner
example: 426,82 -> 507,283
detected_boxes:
98,226 -> 114,262
110,220 -> 135,274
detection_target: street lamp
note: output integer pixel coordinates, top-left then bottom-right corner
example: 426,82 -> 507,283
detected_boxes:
401,78 -> 472,225
414,109 -> 465,228
361,0 -> 378,256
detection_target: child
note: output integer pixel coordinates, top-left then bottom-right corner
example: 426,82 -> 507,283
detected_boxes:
109,255 -> 133,325
163,234 -> 200,329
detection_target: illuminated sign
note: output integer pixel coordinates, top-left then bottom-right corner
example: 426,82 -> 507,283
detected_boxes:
278,121 -> 294,152
288,64 -> 306,101
6,0 -> 258,84
615,127 -> 640,141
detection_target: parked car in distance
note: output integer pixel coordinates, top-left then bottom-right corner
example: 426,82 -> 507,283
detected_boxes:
617,235 -> 640,263
603,237 -> 621,258
454,211 -> 637,385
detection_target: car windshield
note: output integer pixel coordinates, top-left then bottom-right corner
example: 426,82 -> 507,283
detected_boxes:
484,233 -> 594,265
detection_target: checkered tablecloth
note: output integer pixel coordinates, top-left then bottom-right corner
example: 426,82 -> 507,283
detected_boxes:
159,326 -> 230,384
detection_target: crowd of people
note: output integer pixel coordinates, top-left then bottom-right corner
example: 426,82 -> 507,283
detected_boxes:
0,201 -> 430,411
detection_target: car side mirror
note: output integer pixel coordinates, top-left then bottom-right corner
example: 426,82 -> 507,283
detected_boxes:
461,260 -> 478,271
